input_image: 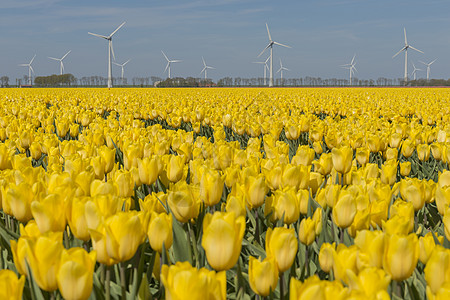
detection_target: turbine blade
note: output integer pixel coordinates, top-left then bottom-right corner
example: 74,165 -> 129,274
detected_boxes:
110,41 -> 116,61
265,56 -> 270,63
164,62 -> 170,73
88,32 -> 108,39
200,67 -> 206,75
392,47 -> 406,58
352,66 -> 358,72
419,60 -> 427,65
284,67 -> 290,71
409,45 -> 424,54
276,67 -> 282,73
404,27 -> 407,45
113,62 -> 121,66
171,60 -> 182,63
253,62 -> 264,64
430,59 -> 437,65
273,41 -> 291,48
266,23 -> 272,41
48,57 -> 59,61
30,54 -> 36,64
61,50 -> 71,60
202,56 -> 206,67
161,50 -> 169,62
207,66 -> 215,69
351,54 -> 356,64
123,59 -> 131,65
29,65 -> 35,74
258,44 -> 271,57
19,64 -> 28,66
109,22 -> 126,37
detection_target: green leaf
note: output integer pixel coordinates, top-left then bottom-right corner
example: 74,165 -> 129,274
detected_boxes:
25,262 -> 46,300
172,218 -> 192,264
138,273 -> 152,300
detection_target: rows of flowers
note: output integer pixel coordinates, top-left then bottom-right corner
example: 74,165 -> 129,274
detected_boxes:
0,87 -> 450,299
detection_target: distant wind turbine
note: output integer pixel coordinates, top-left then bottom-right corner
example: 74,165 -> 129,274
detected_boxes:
161,51 -> 181,79
19,54 -> 36,85
419,59 -> 436,81
113,59 -> 131,85
88,22 -> 126,88
392,28 -> 423,85
258,23 -> 291,87
411,63 -> 421,80
48,50 -> 71,75
253,56 -> 270,85
200,57 -> 215,80
276,59 -> 290,84
341,54 -> 357,85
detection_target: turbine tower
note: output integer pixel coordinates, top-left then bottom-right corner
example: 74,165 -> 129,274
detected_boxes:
19,54 -> 36,85
411,62 -> 421,80
113,59 -> 130,85
88,22 -> 126,88
48,50 -> 71,75
341,54 -> 357,85
253,56 -> 270,85
420,59 -> 436,81
392,28 -> 423,85
258,23 -> 291,87
200,57 -> 215,80
276,59 -> 290,85
162,51 -> 181,79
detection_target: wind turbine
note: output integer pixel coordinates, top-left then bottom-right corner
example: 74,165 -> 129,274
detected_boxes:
113,59 -> 130,85
276,59 -> 290,85
258,23 -> 291,87
253,56 -> 270,85
88,22 -> 126,88
392,28 -> 423,85
19,54 -> 36,85
419,59 -> 436,81
341,54 -> 357,85
411,62 -> 422,80
200,57 -> 215,80
48,50 -> 71,75
161,51 -> 181,79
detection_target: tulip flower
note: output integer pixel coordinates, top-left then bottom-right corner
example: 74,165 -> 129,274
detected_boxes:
332,190 -> 357,229
166,155 -> 185,182
57,248 -> 97,300
98,145 -> 116,173
400,178 -> 425,211
400,161 -> 411,176
289,276 -> 325,300
382,215 -> 411,235
383,233 -> 419,281
27,235 -> 64,292
6,182 -> 34,223
137,155 -> 161,186
140,192 -> 168,214
66,196 -> 90,241
225,193 -> 246,218
31,193 -> 67,233
389,200 -> 414,233
266,187 -> 300,224
103,211 -> 146,262
354,230 -> 385,269
319,243 -> 335,273
0,269 -> 26,300
266,227 -> 298,273
248,256 -> 279,297
148,212 -> 173,253
281,164 -> 309,189
401,139 -> 415,158
332,244 -> 359,284
347,208 -> 370,238
292,145 -> 315,166
332,145 -> 353,174
160,261 -> 226,300
417,144 -> 430,161
312,152 -> 333,175
299,217 -> 316,246
0,143 -> 13,170
200,169 -> 225,207
202,211 -> 245,271
380,160 -> 397,186
113,169 -> 134,198
356,147 -> 370,166
167,181 -> 200,223
84,194 -> 123,230
346,267 -> 391,298
424,245 -> 450,295
419,232 -> 443,264
244,175 -> 268,209
89,224 -> 117,266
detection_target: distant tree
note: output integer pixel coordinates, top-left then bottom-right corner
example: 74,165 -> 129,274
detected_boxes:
0,76 -> 9,87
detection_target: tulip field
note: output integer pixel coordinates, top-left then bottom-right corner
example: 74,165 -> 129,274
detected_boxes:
1,87 -> 450,299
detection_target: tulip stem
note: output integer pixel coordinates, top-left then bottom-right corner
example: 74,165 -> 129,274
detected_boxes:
187,223 -> 199,268
279,272 -> 285,300
255,209 -> 261,245
105,266 -> 111,300
120,262 -> 127,300
63,228 -> 69,248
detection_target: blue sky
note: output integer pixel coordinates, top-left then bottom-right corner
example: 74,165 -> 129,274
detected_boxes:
1,0 -> 450,82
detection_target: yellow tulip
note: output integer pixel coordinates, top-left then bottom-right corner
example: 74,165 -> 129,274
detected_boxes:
90,179 -> 119,197
262,161 -> 283,190
75,168 -> 95,196
319,243 -> 335,273
309,172 -> 323,195
427,283 -> 450,300
401,139 -> 415,158
380,160 -> 397,186
347,208 -> 370,238
57,248 -> 97,300
113,169 -> 134,198
266,227 -> 298,273
202,211 -> 245,271
140,191 -> 167,214
332,190 -> 357,229
281,164 -> 309,189
88,224 -> 117,266
248,256 -> 279,297
299,217 -> 317,246
0,269 -> 26,300
0,143 -> 13,170
160,261 -> 226,300
332,145 -> 353,174
137,156 -> 161,185
104,211 -> 146,262
444,207 -> 450,241
424,245 -> 450,295
400,161 -> 411,176
289,276 -> 325,300
244,175 -> 268,209
266,187 -> 300,224
6,182 -> 34,223
431,143 -> 444,161
417,144 -> 430,161
27,235 -> 64,291
225,193 -> 246,218
356,147 -> 370,166
346,267 -> 391,298
419,232 -> 443,264
84,194 -> 123,231
166,155 -> 185,182
66,196 -> 90,241
354,230 -> 385,269
400,178 -> 425,211
167,181 -> 200,223
200,169 -> 225,207
382,233 -> 419,281
332,244 -> 359,284
98,145 -> 116,174
312,152 -> 333,176
148,212 -> 173,253
382,215 -> 411,235
31,193 -> 67,233
29,141 -> 42,160
292,145 -> 315,166
90,156 -> 105,180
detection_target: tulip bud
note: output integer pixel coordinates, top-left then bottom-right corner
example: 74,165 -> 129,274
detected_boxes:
400,161 -> 411,176
244,175 -> 268,209
202,212 -> 245,271
332,146 -> 353,174
200,169 -> 225,207
248,256 -> 279,297
299,217 -> 316,246
137,156 -> 161,186
419,232 -> 443,264
319,243 -> 336,273
417,144 -> 430,161
0,269 -> 25,300
166,155 -> 185,183
424,245 -> 450,295
148,212 -> 173,253
289,276 -> 326,300
268,188 -> 300,225
167,181 -> 200,223
57,248 -> 97,300
383,233 -> 419,281
332,190 -> 357,229
265,227 -> 298,273
380,160 -> 397,186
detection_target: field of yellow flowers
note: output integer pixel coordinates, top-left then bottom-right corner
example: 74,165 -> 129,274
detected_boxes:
1,87 -> 450,299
